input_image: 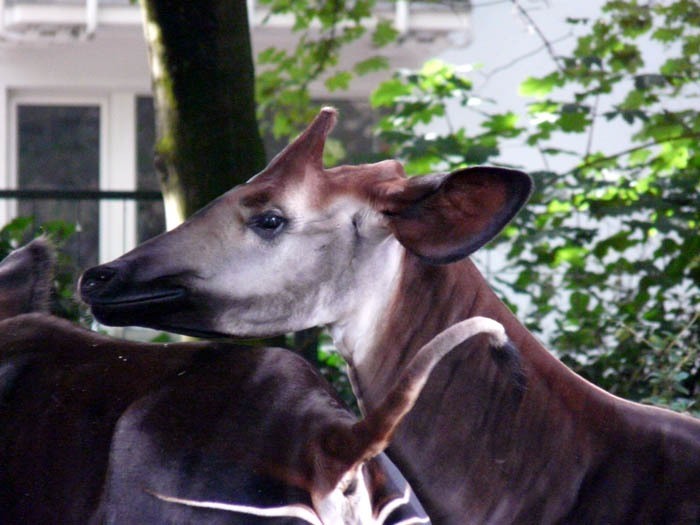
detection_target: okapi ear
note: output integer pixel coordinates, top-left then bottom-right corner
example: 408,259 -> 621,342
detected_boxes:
0,238 -> 55,321
382,167 -> 533,264
24,238 -> 56,312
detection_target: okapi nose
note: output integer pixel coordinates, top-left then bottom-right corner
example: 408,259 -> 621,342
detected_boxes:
79,265 -> 118,298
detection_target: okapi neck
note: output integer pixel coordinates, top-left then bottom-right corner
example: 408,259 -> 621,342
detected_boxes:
353,253 -> 624,435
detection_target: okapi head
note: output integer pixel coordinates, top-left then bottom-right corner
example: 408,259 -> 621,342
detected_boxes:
0,238 -> 54,321
80,108 -> 531,341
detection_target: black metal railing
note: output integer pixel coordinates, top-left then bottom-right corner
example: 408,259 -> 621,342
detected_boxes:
0,189 -> 162,201
0,188 -> 164,269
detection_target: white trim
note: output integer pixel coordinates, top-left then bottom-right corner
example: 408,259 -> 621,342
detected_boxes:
102,91 -> 136,263
247,2 -> 467,32
395,1 -> 409,35
4,4 -> 141,27
0,85 -> 8,226
85,0 -> 98,37
6,89 -> 18,222
2,1 -> 466,35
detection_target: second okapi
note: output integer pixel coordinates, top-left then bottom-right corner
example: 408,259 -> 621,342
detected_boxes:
81,108 -> 700,524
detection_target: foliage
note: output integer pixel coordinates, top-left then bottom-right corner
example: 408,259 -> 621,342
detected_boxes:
372,0 -> 700,413
255,0 -> 396,156
372,59 -> 523,174
317,332 -> 358,412
0,216 -> 88,323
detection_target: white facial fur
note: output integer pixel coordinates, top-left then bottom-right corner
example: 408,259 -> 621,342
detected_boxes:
185,185 -> 404,360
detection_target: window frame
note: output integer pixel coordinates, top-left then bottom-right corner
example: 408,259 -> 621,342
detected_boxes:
4,90 -> 147,264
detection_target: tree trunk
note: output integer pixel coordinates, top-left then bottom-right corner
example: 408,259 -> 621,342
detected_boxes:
139,0 -> 265,228
139,0 -> 309,352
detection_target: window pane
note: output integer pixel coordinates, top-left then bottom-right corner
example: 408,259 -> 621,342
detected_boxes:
17,104 -> 99,268
136,96 -> 165,242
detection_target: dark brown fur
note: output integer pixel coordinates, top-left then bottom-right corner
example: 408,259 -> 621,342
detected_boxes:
0,239 -> 54,321
0,314 -> 426,524
357,256 -> 700,524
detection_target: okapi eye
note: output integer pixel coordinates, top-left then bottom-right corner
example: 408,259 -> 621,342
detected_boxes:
248,212 -> 287,240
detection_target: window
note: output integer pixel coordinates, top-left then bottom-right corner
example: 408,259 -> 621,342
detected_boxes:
16,103 -> 101,268
5,92 -> 162,272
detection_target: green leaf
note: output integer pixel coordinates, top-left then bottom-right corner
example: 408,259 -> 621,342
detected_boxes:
552,245 -> 588,268
547,199 -> 572,214
592,231 -> 636,258
324,71 -> 353,92
557,107 -> 589,132
482,112 -> 519,132
569,291 -> 591,313
651,26 -> 682,43
419,59 -> 453,82
272,113 -> 294,138
462,144 -> 499,165
354,56 -> 389,76
372,19 -> 399,47
370,78 -> 412,107
519,73 -> 561,97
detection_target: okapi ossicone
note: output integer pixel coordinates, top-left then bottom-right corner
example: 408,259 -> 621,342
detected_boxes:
1,243 -> 510,524
81,108 -> 700,523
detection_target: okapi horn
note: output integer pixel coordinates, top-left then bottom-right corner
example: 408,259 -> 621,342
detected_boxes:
265,107 -> 337,175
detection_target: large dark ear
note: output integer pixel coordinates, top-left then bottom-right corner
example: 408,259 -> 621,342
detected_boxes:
383,167 -> 533,264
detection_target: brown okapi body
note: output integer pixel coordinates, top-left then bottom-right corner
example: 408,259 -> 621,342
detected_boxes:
81,108 -> 700,524
2,313 -> 455,524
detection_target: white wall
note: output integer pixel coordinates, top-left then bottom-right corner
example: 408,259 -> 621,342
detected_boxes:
440,0 -> 610,173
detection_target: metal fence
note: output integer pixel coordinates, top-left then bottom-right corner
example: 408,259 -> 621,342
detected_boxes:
0,188 -> 161,200
0,188 -> 163,269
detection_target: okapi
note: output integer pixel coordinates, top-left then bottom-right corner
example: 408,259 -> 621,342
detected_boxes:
81,108 -> 700,524
2,243 -> 509,524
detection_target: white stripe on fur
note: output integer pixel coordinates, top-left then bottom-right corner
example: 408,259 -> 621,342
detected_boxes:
148,490 -> 323,525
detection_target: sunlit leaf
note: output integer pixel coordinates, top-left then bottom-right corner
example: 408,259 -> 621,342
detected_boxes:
519,73 -> 561,97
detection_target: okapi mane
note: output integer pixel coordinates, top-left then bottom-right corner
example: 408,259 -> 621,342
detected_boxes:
490,340 -> 527,405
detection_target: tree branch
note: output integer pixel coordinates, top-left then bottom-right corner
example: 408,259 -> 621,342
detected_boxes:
585,93 -> 600,158
299,0 -> 341,93
570,131 -> 700,174
475,31 -> 572,90
510,0 -> 565,73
